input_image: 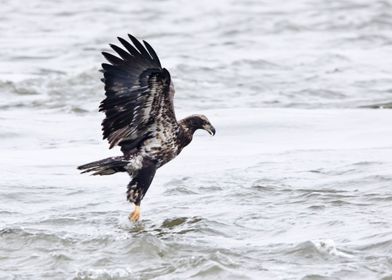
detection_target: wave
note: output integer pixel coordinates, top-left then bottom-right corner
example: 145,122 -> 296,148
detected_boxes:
286,239 -> 353,260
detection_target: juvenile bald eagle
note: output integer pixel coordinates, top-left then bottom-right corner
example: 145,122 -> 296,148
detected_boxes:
78,34 -> 215,222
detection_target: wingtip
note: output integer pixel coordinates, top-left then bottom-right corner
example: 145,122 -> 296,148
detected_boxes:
142,39 -> 148,45
128,34 -> 142,47
117,37 -> 127,47
128,33 -> 137,41
142,39 -> 161,67
101,51 -> 110,58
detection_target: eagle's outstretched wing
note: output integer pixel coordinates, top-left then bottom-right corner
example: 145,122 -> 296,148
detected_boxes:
100,34 -> 177,152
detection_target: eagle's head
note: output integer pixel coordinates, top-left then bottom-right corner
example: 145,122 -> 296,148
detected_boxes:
185,114 -> 216,136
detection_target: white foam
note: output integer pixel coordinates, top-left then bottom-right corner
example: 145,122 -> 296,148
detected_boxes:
313,239 -> 353,258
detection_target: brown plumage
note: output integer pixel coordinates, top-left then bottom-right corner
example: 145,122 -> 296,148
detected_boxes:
78,34 -> 216,222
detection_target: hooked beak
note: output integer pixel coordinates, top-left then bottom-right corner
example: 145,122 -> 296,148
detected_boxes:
204,124 -> 216,136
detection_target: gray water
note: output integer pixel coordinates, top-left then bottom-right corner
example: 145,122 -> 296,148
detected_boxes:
1,0 -> 392,279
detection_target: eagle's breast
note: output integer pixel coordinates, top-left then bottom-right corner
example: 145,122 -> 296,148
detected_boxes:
136,116 -> 179,167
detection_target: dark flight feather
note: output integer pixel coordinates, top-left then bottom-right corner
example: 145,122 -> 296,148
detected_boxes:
143,40 -> 161,66
128,34 -> 151,58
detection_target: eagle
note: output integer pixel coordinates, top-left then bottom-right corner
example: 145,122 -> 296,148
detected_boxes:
78,34 -> 216,222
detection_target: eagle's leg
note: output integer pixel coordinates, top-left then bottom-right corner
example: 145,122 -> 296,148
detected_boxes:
129,204 -> 141,222
126,159 -> 157,222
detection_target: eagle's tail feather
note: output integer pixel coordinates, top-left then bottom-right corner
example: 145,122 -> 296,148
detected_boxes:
77,156 -> 128,176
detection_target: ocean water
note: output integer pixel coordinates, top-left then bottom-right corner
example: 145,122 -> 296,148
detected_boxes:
1,0 -> 392,279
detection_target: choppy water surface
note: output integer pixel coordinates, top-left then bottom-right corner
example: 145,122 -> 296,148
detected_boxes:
1,0 -> 392,279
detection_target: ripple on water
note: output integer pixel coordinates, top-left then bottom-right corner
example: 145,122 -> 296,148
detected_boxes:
0,227 -> 77,249
285,239 -> 353,261
301,275 -> 340,280
74,268 -> 132,280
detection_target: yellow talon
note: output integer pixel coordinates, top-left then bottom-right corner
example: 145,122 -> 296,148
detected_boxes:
129,205 -> 141,222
